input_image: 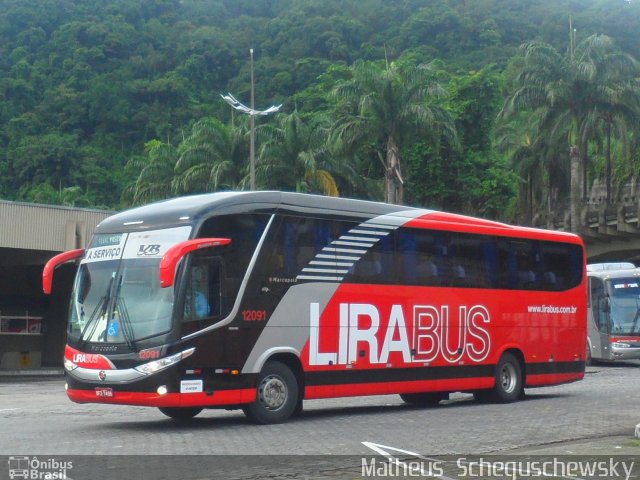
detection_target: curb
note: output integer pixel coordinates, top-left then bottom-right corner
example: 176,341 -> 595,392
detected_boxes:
0,369 -> 64,378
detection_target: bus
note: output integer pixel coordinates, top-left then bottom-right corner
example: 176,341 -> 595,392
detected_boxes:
43,191 -> 587,424
587,263 -> 640,363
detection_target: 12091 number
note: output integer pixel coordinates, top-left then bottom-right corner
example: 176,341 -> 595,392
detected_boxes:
242,310 -> 267,321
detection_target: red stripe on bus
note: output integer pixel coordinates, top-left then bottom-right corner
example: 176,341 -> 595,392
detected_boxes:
304,377 -> 495,400
67,388 -> 256,407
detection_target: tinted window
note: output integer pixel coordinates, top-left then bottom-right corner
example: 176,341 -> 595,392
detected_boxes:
257,215 -> 353,295
343,227 -> 395,284
344,227 -> 583,292
181,214 -> 269,333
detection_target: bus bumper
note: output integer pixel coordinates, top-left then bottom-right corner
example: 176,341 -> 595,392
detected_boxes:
610,341 -> 640,360
66,387 -> 256,407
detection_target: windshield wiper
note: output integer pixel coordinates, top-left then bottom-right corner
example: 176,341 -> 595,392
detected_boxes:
79,274 -> 114,346
631,299 -> 640,334
112,276 -> 137,352
115,296 -> 137,352
78,295 -> 108,345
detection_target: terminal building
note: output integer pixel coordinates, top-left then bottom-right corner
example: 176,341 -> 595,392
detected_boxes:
0,201 -> 110,371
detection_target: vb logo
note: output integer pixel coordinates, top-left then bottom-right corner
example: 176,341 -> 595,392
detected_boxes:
137,244 -> 161,256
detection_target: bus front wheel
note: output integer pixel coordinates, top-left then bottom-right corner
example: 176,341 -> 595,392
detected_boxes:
243,360 -> 299,424
158,407 -> 203,420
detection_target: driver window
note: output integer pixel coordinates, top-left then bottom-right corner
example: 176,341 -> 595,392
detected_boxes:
183,255 -> 223,331
597,296 -> 610,333
589,277 -> 609,332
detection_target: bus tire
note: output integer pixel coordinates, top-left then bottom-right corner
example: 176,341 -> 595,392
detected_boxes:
158,407 -> 203,420
489,352 -> 523,403
472,390 -> 492,403
243,361 -> 299,424
292,398 -> 304,417
400,392 -> 448,406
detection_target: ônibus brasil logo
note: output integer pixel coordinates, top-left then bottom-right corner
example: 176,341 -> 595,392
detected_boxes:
7,456 -> 72,480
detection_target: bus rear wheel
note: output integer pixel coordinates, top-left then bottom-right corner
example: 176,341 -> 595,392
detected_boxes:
158,407 -> 203,420
400,392 -> 448,406
485,352 -> 523,403
243,360 -> 299,425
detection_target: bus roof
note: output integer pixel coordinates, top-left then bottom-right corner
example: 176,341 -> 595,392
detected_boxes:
587,262 -> 636,272
587,264 -> 638,280
95,191 -> 583,244
96,191 -> 407,233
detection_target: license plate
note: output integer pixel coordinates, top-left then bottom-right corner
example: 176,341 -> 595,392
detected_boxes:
95,387 -> 113,398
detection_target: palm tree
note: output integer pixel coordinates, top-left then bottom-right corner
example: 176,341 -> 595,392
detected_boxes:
501,29 -> 639,231
173,117 -> 249,194
256,111 -> 348,196
331,60 -> 456,204
123,140 -> 178,206
497,117 -> 542,223
583,61 -> 640,203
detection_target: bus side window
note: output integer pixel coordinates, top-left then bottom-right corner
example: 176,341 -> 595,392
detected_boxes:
540,241 -> 583,291
597,295 -> 610,333
195,212 -> 269,311
416,255 -> 440,285
346,225 -> 395,285
259,216 -> 353,293
182,255 -> 223,333
590,277 -> 607,331
401,229 -> 441,286
443,233 -> 489,288
542,271 -> 558,290
483,241 -> 498,288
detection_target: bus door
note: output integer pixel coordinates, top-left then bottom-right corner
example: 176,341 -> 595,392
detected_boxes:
588,276 -> 608,359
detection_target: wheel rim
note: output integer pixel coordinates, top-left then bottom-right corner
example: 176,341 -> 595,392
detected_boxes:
500,362 -> 518,394
258,374 -> 288,411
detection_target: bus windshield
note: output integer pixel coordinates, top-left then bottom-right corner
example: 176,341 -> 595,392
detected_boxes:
67,215 -> 271,345
69,258 -> 175,344
606,277 -> 640,335
68,227 -> 192,345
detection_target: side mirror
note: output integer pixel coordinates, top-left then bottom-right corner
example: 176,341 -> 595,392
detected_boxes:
42,249 -> 85,295
159,238 -> 231,288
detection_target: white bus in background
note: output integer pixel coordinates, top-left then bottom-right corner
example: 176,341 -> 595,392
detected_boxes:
586,262 -> 635,272
587,263 -> 640,362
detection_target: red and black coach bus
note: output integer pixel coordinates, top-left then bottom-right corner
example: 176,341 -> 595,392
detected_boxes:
43,191 -> 587,424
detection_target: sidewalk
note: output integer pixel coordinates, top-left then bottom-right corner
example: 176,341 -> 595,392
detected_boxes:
505,434 -> 640,456
0,367 -> 63,378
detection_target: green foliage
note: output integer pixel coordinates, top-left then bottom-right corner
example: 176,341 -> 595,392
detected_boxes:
331,59 -> 457,204
257,110 -> 345,196
0,0 -> 638,225
500,30 -> 640,224
404,140 -> 517,219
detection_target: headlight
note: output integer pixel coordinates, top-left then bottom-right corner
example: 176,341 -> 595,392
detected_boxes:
612,342 -> 631,349
134,347 -> 195,375
63,358 -> 78,371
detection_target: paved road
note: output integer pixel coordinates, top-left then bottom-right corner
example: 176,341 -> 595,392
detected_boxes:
1,362 -> 639,479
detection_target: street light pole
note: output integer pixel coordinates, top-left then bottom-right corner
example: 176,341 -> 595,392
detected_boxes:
221,49 -> 281,192
249,48 -> 256,190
